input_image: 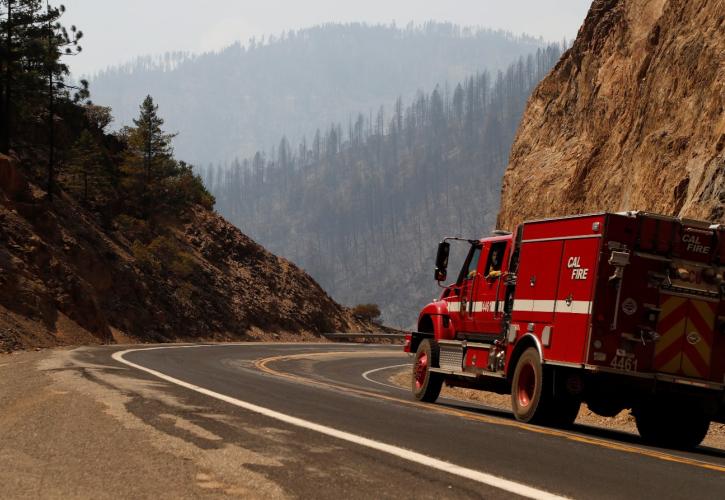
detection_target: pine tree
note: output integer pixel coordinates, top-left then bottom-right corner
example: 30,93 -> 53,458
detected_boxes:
0,0 -> 87,199
65,129 -> 107,202
45,2 -> 86,200
121,95 -> 177,218
0,0 -> 13,153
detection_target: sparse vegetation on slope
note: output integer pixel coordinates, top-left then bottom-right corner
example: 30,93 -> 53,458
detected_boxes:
0,1 -> 372,350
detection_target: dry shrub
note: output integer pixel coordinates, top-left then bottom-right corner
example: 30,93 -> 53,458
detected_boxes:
116,214 -> 151,242
132,235 -> 197,278
352,303 -> 382,323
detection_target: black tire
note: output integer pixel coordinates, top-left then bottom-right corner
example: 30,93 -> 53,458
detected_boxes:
510,347 -> 581,427
634,398 -> 710,449
548,392 -> 581,428
412,339 -> 443,402
511,347 -> 549,424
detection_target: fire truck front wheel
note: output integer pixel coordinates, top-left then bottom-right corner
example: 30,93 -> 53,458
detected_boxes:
412,339 -> 443,403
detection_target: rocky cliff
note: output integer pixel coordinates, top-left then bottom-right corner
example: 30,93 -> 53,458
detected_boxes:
497,0 -> 724,229
0,155 -> 369,351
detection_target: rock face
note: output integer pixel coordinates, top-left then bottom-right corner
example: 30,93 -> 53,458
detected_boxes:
0,156 -> 368,351
497,0 -> 725,230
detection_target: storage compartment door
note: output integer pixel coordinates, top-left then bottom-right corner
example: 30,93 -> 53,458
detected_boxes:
512,240 -> 563,323
553,238 -> 600,361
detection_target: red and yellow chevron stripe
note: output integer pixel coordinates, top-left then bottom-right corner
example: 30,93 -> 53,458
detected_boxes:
654,295 -> 716,379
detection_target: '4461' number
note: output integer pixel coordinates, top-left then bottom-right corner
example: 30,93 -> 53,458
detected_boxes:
610,355 -> 638,372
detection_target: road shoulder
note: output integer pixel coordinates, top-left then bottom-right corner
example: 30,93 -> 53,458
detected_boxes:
0,348 -> 288,499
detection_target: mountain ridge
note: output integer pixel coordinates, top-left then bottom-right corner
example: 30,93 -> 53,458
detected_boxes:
89,22 -> 549,164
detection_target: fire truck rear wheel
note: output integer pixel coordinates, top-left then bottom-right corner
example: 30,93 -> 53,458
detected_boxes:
634,398 -> 710,449
412,339 -> 443,403
511,347 -> 551,424
547,390 -> 581,428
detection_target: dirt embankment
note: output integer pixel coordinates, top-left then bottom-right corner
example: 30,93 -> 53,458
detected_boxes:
497,0 -> 725,229
0,154 -> 371,351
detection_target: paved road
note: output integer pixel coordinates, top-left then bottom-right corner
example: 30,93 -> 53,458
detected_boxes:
105,343 -> 725,499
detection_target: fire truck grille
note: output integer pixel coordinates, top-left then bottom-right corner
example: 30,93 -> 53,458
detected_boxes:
439,345 -> 463,371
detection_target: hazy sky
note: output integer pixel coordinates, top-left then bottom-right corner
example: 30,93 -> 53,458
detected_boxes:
60,0 -> 592,77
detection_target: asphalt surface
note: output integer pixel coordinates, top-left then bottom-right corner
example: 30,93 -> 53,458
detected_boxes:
100,343 -> 725,499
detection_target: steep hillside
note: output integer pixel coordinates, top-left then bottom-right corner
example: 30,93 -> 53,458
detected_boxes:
0,154 -> 367,351
498,0 -> 725,229
89,23 -> 545,164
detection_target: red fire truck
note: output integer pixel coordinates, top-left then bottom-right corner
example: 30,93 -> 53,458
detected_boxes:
404,212 -> 725,448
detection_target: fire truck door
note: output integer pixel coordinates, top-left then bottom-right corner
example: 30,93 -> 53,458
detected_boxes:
453,245 -> 482,331
470,241 -> 509,334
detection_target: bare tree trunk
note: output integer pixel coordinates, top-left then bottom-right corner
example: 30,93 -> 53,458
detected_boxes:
46,2 -> 54,201
1,0 -> 13,154
143,120 -> 151,218
47,71 -> 54,200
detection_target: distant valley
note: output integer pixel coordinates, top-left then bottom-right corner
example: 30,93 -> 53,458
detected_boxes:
90,22 -> 559,327
205,45 -> 563,327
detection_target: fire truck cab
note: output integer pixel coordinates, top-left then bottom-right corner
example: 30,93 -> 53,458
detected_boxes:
404,212 -> 725,449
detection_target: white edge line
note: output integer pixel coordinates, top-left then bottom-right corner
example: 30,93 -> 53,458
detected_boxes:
361,363 -> 411,391
112,346 -> 567,500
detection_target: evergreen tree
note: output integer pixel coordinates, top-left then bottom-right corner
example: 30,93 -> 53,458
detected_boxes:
65,128 -> 107,202
45,2 -> 87,200
0,1 -> 86,146
0,0 -> 87,199
120,95 -> 177,218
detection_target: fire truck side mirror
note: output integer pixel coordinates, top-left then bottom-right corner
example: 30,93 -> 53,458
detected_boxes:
434,241 -> 450,281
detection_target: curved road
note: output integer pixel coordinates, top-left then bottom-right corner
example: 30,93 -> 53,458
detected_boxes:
104,343 -> 724,499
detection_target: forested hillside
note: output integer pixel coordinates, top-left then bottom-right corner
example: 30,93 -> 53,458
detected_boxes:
89,23 -> 547,164
205,45 -> 564,327
0,1 -> 370,350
